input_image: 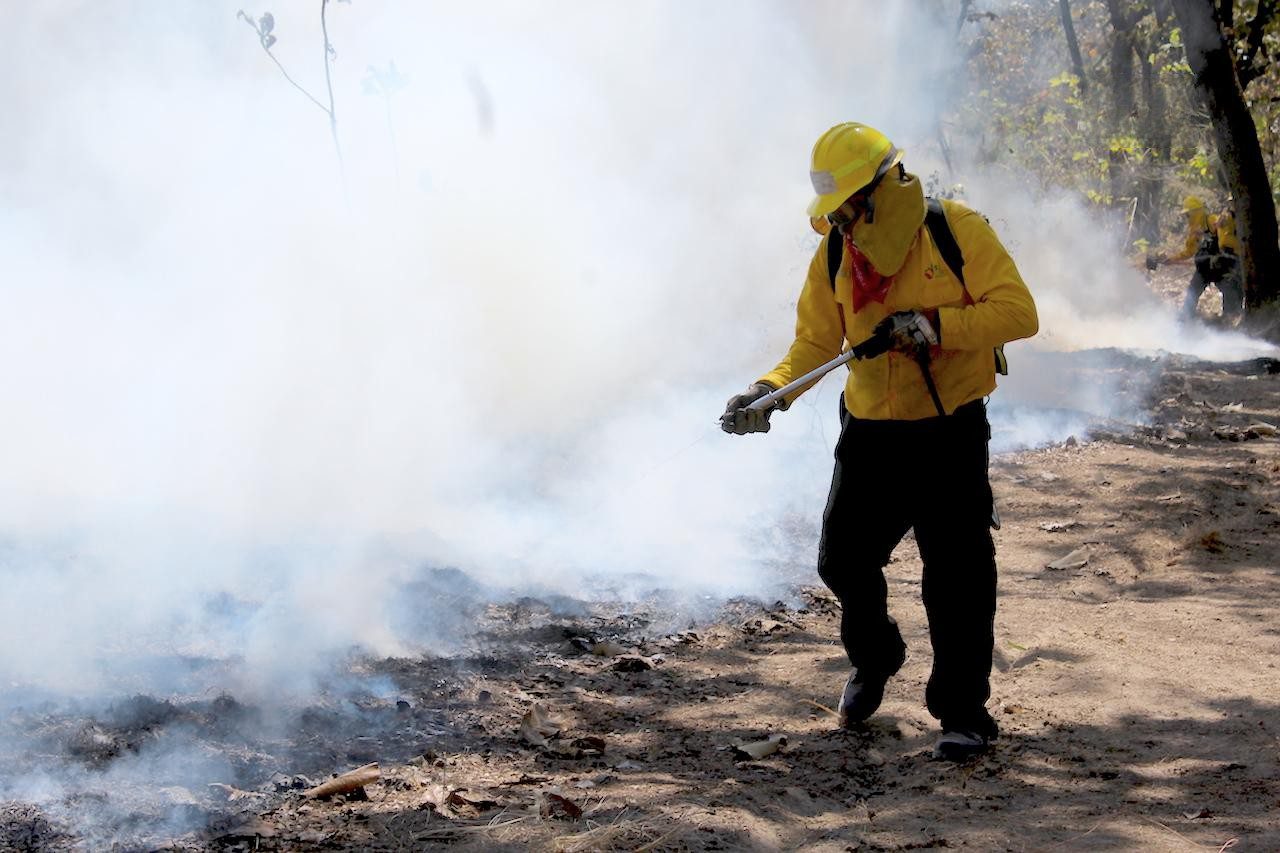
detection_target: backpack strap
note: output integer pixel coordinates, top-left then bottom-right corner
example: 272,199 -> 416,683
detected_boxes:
924,197 -> 1008,376
825,228 -> 843,287
824,230 -> 848,339
925,197 -> 967,292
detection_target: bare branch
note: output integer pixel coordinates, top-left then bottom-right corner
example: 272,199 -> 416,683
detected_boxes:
320,0 -> 346,193
263,49 -> 332,115
238,9 -> 330,115
1058,0 -> 1089,94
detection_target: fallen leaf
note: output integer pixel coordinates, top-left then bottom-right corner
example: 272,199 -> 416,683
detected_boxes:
1246,422 -> 1278,437
732,733 -> 787,760
590,641 -> 630,657
421,783 -> 450,811
539,792 -> 583,820
520,703 -> 561,747
446,790 -> 498,811
1046,547 -> 1090,571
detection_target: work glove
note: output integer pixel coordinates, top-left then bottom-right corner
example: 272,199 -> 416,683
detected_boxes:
720,382 -> 779,435
875,310 -> 940,355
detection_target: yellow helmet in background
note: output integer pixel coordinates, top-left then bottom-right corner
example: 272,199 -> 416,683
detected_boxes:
1181,195 -> 1205,214
807,122 -> 903,217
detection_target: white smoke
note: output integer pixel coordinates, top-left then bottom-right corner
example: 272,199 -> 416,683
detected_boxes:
0,0 -> 1274,706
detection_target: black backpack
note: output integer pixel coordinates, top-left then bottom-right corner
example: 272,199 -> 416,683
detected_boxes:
825,197 -> 1008,375
1194,228 -> 1225,281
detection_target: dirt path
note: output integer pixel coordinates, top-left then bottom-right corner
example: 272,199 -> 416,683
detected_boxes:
214,355 -> 1279,851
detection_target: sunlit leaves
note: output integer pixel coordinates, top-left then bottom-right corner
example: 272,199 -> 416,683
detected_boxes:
1107,134 -> 1145,159
1180,149 -> 1214,179
949,0 -> 1280,222
1049,71 -> 1080,89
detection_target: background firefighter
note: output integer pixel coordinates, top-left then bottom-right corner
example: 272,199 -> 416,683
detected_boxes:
1173,194 -> 1244,321
721,122 -> 1038,761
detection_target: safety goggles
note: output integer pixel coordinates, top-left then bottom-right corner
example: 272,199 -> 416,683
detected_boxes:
826,192 -> 870,229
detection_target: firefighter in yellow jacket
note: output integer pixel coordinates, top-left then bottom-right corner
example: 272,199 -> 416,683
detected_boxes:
721,123 -> 1038,761
1174,195 -> 1244,319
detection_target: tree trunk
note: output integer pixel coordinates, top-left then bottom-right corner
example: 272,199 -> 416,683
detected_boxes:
1135,27 -> 1174,243
1105,0 -> 1137,124
1172,0 -> 1280,311
1058,0 -> 1088,93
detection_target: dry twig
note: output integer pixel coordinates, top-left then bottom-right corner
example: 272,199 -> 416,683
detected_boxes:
802,698 -> 839,717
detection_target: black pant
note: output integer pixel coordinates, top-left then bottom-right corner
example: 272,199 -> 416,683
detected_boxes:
1183,253 -> 1243,319
817,398 -> 998,737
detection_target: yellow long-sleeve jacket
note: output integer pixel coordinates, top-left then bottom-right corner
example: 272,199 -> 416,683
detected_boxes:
759,199 -> 1038,421
1172,208 -> 1211,261
1215,210 -> 1240,254
1172,208 -> 1239,260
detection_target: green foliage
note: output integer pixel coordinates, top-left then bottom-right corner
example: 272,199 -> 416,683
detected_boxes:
952,0 -> 1280,248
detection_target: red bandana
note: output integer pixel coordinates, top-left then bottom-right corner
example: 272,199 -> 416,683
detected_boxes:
845,231 -> 891,312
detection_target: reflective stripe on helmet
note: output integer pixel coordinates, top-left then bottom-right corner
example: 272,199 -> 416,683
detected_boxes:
810,140 -> 893,195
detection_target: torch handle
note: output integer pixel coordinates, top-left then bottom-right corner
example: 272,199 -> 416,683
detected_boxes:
744,348 -> 861,411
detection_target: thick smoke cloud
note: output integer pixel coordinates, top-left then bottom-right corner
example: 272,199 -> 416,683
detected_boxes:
0,0 -> 1272,708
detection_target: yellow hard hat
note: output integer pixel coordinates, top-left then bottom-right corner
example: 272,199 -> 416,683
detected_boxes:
1181,195 -> 1205,213
807,122 -> 903,217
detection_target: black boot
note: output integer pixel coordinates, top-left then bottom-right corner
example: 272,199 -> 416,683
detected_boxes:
837,651 -> 904,728
838,669 -> 889,727
933,714 -> 998,761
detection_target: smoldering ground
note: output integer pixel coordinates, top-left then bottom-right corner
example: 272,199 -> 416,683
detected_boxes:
1,0 -> 1276,846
